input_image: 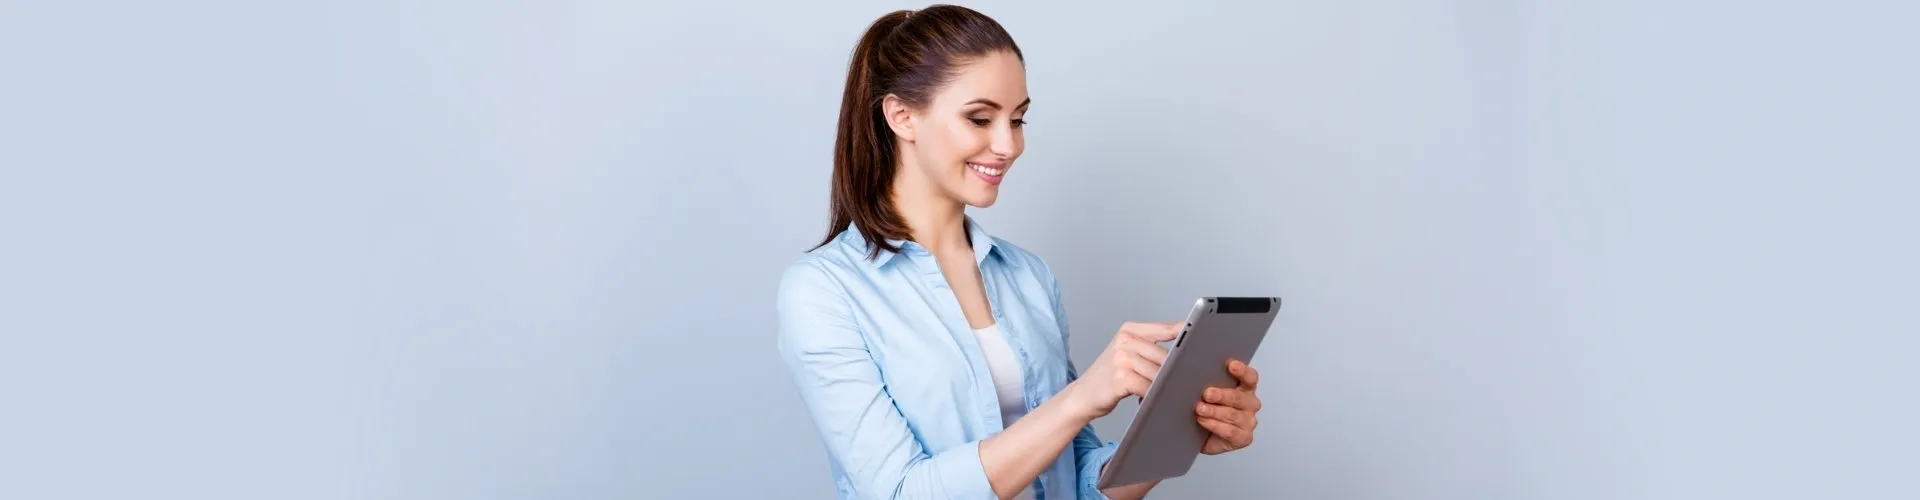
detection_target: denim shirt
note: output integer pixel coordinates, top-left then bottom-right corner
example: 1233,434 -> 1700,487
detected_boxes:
775,218 -> 1118,499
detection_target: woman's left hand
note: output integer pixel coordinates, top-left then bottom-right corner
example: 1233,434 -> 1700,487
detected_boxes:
1195,359 -> 1261,454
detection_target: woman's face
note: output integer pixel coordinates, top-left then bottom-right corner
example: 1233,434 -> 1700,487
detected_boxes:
887,50 -> 1028,208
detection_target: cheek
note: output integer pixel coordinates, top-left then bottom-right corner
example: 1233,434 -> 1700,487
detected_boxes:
917,123 -> 961,165
945,125 -> 990,159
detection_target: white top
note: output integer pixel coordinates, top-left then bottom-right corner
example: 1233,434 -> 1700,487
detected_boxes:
971,323 -> 1035,500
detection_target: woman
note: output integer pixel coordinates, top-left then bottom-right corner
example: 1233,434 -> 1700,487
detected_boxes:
776,5 -> 1264,499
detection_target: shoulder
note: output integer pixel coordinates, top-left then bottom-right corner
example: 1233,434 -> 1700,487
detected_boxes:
778,227 -> 894,312
778,234 -> 864,303
987,235 -> 1062,288
775,236 -> 873,350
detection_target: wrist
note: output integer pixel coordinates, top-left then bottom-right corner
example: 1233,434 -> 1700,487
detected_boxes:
1056,380 -> 1101,422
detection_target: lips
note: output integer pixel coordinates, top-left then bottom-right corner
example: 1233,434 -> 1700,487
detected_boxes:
967,162 -> 1006,185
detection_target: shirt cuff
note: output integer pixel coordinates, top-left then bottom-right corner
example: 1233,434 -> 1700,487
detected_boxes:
1081,440 -> 1120,498
932,439 -> 997,499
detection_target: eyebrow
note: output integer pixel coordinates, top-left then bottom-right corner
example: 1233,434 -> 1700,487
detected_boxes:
965,97 -> 1032,111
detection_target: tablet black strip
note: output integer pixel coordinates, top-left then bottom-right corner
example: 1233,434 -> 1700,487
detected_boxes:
1215,297 -> 1273,314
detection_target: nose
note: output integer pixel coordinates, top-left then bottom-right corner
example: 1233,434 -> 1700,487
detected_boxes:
990,121 -> 1020,159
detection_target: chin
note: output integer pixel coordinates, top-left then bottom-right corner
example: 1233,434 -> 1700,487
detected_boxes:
963,190 -> 1001,208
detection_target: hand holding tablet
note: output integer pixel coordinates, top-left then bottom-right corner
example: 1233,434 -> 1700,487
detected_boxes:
1196,357 -> 1263,455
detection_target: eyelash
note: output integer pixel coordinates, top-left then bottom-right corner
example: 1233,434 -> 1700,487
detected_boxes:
970,118 -> 1028,128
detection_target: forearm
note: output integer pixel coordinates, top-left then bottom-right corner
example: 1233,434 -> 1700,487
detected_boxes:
978,382 -> 1095,499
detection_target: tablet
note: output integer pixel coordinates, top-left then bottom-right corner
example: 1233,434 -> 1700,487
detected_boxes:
1096,296 -> 1282,490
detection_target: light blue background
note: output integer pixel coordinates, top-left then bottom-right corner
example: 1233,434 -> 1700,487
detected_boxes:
2,1 -> 1913,498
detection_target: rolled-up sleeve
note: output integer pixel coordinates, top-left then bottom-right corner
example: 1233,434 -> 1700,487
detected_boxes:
1065,353 -> 1121,500
1073,428 -> 1119,499
776,261 -> 996,500
1043,262 -> 1121,499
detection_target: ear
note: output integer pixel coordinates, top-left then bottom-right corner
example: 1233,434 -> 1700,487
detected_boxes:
880,94 -> 917,143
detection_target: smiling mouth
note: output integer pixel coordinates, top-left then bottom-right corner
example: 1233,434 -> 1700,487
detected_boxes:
968,163 -> 1005,176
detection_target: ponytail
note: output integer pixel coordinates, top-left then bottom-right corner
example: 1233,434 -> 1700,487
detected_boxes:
823,10 -> 914,260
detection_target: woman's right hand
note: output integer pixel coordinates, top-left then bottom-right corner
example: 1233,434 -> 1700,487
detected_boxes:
1066,321 -> 1181,419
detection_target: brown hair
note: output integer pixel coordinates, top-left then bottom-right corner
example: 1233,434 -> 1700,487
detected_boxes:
817,5 -> 1024,260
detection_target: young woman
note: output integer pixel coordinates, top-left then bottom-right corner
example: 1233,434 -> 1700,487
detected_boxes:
776,6 -> 1264,499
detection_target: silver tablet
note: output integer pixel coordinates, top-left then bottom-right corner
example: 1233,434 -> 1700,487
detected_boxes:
1096,296 -> 1282,490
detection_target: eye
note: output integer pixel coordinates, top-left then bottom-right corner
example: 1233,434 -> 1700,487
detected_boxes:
1011,118 -> 1027,128
969,117 -> 991,127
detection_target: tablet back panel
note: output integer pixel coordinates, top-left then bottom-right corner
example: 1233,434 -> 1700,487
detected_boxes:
1097,296 -> 1281,490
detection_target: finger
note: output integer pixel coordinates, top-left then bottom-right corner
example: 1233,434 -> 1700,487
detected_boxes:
1227,359 -> 1260,389
1122,350 -> 1162,382
1202,435 -> 1235,455
1120,321 -> 1181,342
1203,387 -> 1262,412
1197,417 -> 1252,448
1194,402 -> 1250,428
1124,372 -> 1153,399
1122,336 -> 1170,364
1112,353 -> 1157,396
1118,321 -> 1177,343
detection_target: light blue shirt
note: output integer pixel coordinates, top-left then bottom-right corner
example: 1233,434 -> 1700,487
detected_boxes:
775,217 -> 1119,499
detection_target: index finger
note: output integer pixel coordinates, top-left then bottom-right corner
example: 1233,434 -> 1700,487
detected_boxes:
1120,321 -> 1181,342
1227,359 -> 1259,389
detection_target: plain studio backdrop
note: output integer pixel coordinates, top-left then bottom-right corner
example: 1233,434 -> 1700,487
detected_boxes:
1,0 -> 1914,499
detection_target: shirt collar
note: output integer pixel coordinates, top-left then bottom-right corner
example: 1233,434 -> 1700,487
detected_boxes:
857,215 -> 1001,270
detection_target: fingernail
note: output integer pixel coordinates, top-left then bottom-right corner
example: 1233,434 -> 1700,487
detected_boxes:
1196,404 -> 1210,416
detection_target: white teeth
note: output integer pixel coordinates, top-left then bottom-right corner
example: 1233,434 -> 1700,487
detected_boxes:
969,163 -> 1004,176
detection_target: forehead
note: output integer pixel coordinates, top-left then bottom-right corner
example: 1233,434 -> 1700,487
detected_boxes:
933,50 -> 1028,107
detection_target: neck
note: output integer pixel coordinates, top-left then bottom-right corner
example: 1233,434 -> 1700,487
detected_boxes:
890,157 -> 970,255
